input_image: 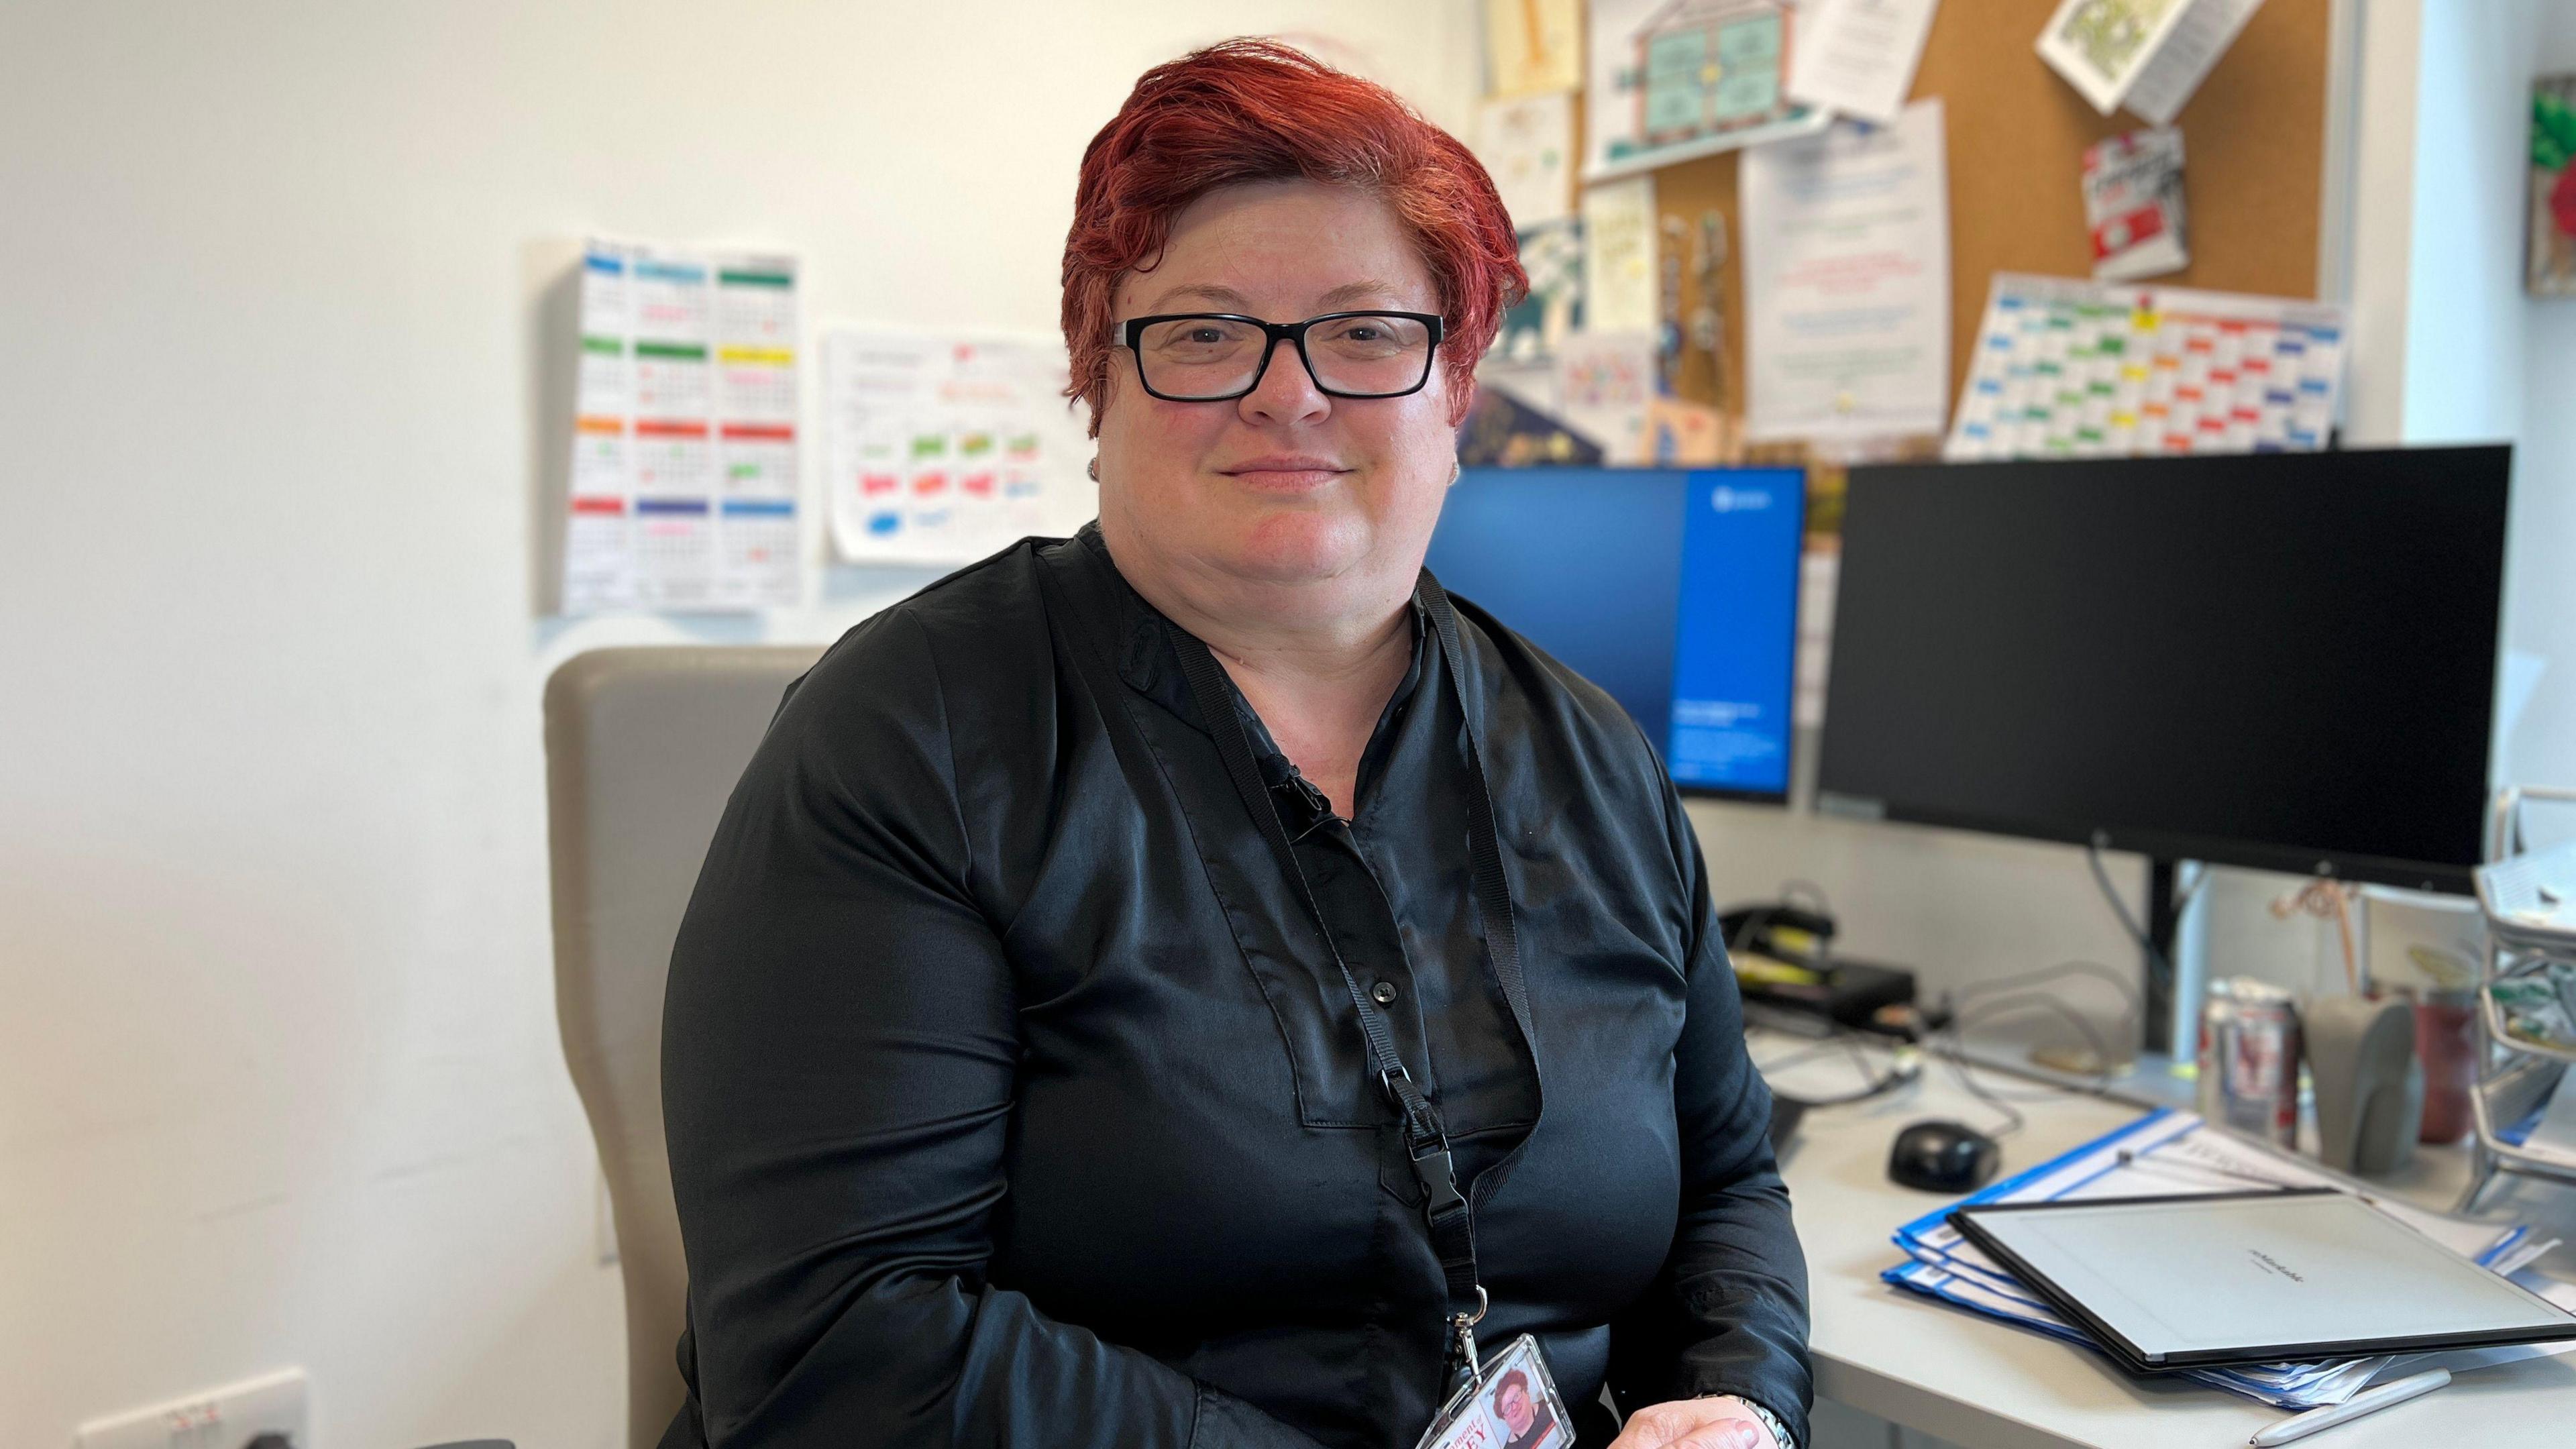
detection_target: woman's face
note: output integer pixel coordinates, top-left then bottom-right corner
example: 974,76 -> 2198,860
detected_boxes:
1093,178 -> 1458,600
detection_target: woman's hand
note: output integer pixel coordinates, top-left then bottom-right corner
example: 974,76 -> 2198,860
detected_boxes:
1603,1396 -> 1780,1449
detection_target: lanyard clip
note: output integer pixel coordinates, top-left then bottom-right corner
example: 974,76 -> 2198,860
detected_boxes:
1448,1285 -> 1491,1388
1381,1065 -> 1466,1222
1409,1134 -> 1468,1222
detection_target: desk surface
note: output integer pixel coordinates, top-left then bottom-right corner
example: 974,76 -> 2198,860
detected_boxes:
1762,1031 -> 2576,1449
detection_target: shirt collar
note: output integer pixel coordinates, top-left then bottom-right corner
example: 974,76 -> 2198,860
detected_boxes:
1073,521 -> 1432,786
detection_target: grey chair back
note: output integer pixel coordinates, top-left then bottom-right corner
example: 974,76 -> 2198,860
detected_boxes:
543,645 -> 822,1449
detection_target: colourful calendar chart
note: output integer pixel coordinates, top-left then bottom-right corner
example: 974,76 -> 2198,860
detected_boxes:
560,239 -> 801,614
820,327 -> 1097,566
1946,272 -> 2346,463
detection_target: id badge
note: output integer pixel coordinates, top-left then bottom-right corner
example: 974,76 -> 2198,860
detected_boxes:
1411,1334 -> 1572,1449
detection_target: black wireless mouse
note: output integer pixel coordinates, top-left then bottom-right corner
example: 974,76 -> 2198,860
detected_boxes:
1888,1119 -> 2000,1193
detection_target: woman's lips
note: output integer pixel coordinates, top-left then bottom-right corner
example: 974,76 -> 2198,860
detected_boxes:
1221,458 -> 1350,491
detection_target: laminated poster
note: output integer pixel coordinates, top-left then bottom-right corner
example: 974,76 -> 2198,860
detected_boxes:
562,238 -> 802,615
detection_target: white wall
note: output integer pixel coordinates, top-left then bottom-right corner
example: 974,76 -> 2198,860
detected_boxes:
2357,0 -> 2574,796
2400,0 -> 2534,447
2342,0 -> 2425,447
2508,3 -> 2576,799
0,5 -> 1479,1446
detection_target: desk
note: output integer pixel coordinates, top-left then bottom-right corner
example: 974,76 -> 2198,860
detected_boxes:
1758,1031 -> 2576,1448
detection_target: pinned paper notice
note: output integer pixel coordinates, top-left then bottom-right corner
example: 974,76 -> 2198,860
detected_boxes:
1946,272 -> 2345,461
1476,91 -> 1576,231
1579,176 -> 1658,336
2083,127 -> 2189,280
2036,0 -> 2266,127
1583,0 -> 1829,180
1740,99 -> 1952,443
1483,0 -> 1583,97
821,327 -> 1096,566
1787,0 -> 1941,126
561,237 -> 802,615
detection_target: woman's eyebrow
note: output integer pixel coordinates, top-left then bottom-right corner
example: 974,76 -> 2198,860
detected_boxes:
1140,283 -> 1257,313
1135,280 -> 1420,314
1314,280 -> 1410,309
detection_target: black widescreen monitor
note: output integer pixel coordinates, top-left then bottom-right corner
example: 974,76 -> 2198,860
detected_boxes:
1816,446 -> 2510,892
1426,466 -> 1807,801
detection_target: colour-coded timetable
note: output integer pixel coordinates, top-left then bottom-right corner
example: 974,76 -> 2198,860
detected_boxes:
1945,272 -> 2347,463
561,238 -> 801,614
820,327 -> 1097,566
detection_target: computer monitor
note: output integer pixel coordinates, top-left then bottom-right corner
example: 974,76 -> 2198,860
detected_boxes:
1424,466 -> 1807,800
1816,446 -> 2511,892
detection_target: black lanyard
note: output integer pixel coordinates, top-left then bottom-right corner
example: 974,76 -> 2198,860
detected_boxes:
1163,572 -> 1531,1385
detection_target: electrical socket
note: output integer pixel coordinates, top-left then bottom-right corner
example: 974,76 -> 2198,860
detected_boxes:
72,1368 -> 308,1449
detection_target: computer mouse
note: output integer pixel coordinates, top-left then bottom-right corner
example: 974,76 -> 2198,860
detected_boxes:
1888,1119 -> 2000,1193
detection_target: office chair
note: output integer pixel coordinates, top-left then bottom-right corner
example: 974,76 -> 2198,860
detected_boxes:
543,645 -> 823,1449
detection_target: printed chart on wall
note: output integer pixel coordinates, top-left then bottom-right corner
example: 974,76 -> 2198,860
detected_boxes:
1584,0 -> 1829,180
1946,273 -> 2345,461
822,329 -> 1098,566
562,239 -> 802,614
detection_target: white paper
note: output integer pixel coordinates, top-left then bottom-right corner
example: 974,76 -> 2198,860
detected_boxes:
1549,331 -> 1656,464
1739,98 -> 1951,442
1578,176 -> 1658,336
1786,0 -> 1942,125
2125,0 -> 2265,126
1483,0 -> 1584,96
2036,0 -> 2198,115
1583,0 -> 1831,180
2036,0 -> 2264,124
822,327 -> 1097,566
561,238 -> 802,615
1945,272 -> 2346,461
1476,90 -> 1576,230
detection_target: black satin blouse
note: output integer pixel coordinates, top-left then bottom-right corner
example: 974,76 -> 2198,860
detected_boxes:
659,524 -> 1811,1448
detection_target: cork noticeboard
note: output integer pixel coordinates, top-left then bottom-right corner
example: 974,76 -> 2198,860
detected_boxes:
1650,0 -> 2333,429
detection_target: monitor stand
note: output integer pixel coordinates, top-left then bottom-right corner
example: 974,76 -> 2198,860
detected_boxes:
2142,857 -> 2188,1058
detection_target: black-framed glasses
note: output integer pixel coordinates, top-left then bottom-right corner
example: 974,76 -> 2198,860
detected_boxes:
1115,311 -> 1446,402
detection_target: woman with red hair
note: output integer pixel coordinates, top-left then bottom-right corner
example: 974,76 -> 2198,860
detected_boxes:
662,40 -> 1809,1449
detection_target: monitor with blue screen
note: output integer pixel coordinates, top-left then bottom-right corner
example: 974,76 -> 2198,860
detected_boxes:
1423,466 -> 1806,800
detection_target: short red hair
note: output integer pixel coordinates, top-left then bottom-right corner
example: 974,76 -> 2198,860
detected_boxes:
1061,39 -> 1527,434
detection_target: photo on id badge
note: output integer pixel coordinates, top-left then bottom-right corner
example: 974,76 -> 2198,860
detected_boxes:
1417,1335 -> 1569,1449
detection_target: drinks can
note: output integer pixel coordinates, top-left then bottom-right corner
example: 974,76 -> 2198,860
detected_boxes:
2196,977 -> 2301,1146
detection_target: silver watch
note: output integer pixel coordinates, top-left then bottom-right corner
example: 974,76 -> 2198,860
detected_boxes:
1741,1399 -> 1794,1449
1699,1395 -> 1794,1449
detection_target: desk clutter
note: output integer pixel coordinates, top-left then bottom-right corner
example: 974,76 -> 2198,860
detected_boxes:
2465,792 -> 2576,1210
1884,1109 -> 2576,1410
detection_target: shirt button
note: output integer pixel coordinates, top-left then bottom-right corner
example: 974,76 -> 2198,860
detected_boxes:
1372,979 -> 1399,1006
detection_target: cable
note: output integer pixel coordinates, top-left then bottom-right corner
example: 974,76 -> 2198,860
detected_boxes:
2086,835 -> 2168,977
1916,977 -> 2143,1138
1945,959 -> 2143,1029
1754,1024 -> 1920,1108
1935,1040 -> 2027,1138
1945,995 -> 2119,1100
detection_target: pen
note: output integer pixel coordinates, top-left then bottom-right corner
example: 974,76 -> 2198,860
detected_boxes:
2247,1368 -> 2451,1446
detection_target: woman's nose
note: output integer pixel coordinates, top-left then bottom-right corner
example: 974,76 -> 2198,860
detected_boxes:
1236,339 -> 1332,426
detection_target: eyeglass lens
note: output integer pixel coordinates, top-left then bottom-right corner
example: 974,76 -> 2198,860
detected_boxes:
1135,314 -> 1434,399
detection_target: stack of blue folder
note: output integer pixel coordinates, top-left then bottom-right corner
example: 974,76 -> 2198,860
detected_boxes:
1882,1108 -> 2540,1409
